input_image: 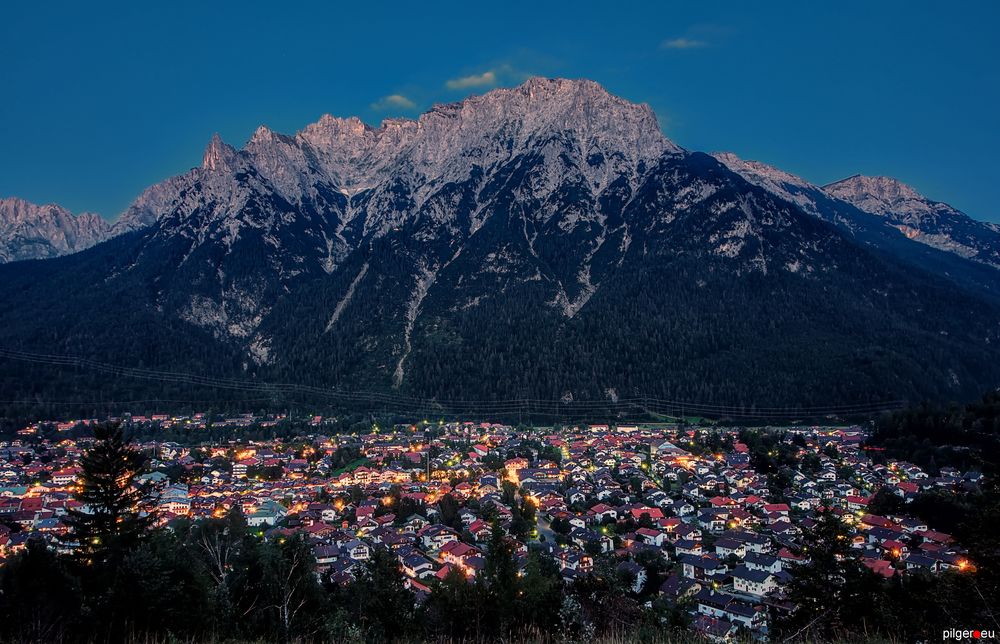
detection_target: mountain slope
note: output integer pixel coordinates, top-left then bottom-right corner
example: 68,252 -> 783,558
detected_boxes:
89,79 -> 679,354
0,197 -> 110,263
0,78 -> 999,413
713,153 -> 1000,297
824,175 -> 1000,268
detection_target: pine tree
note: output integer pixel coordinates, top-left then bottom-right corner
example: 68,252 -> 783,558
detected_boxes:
421,565 -> 477,640
481,520 -> 519,635
66,422 -> 152,565
516,551 -> 563,634
347,546 -> 416,641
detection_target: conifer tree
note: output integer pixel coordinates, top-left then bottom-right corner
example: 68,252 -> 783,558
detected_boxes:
346,546 -> 416,641
66,422 -> 151,565
481,520 -> 519,634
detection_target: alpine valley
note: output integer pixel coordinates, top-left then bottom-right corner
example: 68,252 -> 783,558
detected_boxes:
2,78 -> 1000,415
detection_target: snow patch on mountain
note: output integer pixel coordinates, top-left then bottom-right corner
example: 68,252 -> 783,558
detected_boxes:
180,290 -> 266,341
248,335 -> 273,365
823,175 -> 924,216
711,152 -> 818,214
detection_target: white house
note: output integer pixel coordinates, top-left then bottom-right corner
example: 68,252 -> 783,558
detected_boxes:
731,566 -> 777,597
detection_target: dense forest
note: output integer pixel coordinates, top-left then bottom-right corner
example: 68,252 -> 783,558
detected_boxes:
868,390 -> 1000,474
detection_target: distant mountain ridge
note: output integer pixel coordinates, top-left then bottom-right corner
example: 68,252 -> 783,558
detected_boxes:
0,197 -> 110,263
713,153 -> 1000,269
824,174 -> 1000,267
1,78 -> 999,413
711,153 -> 1000,295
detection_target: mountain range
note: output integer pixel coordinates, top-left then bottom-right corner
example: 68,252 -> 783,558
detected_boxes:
1,77 -> 999,415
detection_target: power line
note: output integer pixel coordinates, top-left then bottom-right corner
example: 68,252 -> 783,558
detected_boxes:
0,398 -> 278,406
0,347 -> 901,412
0,346 -> 906,419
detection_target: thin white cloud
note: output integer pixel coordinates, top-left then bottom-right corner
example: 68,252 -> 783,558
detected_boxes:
494,62 -> 536,83
445,70 -> 498,90
370,94 -> 417,111
661,37 -> 707,50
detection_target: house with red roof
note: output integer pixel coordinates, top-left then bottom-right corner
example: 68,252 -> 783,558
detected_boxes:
588,503 -> 618,523
630,506 -> 664,521
762,503 -> 789,516
862,558 -> 896,578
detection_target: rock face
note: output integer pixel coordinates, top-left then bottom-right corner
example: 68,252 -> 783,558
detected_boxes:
713,152 -> 1000,295
0,197 -> 110,263
80,78 -> 694,355
824,175 -> 1000,268
1,78 -> 1000,409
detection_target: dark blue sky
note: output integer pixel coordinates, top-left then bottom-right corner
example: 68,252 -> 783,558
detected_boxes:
2,1 -> 998,221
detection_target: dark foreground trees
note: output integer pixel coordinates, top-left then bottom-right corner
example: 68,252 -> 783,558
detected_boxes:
773,500 -> 1000,643
0,538 -> 80,642
773,509 -> 885,640
0,517 -> 678,642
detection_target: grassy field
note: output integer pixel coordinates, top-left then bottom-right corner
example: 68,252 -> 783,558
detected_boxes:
331,457 -> 370,475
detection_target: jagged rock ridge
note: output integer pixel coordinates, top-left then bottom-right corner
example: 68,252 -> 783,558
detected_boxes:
0,197 -> 110,263
824,174 -> 1000,267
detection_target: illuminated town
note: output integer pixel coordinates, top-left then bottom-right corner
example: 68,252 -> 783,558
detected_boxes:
0,415 -> 979,641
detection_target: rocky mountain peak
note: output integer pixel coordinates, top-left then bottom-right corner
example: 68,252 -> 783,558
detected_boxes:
824,175 -> 1000,267
0,196 -> 111,263
202,133 -> 239,172
274,77 -> 678,193
413,77 -> 679,160
298,115 -> 375,148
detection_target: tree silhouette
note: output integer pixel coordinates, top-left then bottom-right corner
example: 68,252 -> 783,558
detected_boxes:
0,537 -> 81,642
345,546 -> 416,641
66,422 -> 152,566
775,509 -> 884,640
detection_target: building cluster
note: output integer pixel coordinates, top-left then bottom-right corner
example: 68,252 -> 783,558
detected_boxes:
13,411 -> 315,436
0,419 -> 982,642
